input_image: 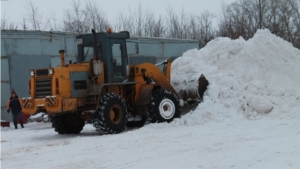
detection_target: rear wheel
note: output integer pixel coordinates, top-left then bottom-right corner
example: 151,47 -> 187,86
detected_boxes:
93,93 -> 128,135
52,113 -> 85,135
148,89 -> 180,123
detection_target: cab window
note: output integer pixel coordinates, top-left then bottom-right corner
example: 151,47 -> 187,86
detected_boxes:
83,47 -> 94,61
112,44 -> 123,78
83,46 -> 103,62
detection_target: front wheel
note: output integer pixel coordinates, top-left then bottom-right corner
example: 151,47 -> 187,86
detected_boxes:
93,93 -> 128,135
52,113 -> 85,135
148,89 -> 180,123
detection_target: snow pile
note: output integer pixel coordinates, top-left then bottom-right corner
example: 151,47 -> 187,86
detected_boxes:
171,29 -> 300,125
27,112 -> 50,123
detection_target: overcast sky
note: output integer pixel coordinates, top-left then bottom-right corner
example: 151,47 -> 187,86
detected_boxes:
1,0 -> 236,28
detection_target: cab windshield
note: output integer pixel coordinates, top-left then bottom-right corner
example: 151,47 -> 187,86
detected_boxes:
83,46 -> 102,62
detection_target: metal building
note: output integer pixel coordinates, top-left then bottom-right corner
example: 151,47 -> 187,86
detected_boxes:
1,30 -> 199,121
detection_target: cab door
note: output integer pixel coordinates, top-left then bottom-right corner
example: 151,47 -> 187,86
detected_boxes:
110,40 -> 128,83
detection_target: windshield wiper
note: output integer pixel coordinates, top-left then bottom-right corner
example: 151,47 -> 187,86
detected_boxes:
84,41 -> 92,60
84,48 -> 90,60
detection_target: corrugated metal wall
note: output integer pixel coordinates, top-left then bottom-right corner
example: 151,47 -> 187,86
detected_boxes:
1,30 -> 199,121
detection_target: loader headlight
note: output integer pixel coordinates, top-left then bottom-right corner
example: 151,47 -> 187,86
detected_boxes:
49,69 -> 54,75
30,70 -> 35,77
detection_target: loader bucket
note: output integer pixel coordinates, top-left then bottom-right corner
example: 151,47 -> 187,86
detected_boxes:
176,74 -> 209,106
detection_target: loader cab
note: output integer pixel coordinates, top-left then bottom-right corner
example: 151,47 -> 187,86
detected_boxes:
76,31 -> 130,83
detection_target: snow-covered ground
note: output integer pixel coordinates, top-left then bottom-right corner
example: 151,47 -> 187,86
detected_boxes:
1,29 -> 300,169
1,117 -> 299,169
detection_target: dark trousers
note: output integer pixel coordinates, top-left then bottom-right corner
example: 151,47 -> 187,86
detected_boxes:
12,112 -> 23,128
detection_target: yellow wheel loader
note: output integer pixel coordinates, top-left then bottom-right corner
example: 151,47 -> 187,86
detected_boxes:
22,29 -> 208,135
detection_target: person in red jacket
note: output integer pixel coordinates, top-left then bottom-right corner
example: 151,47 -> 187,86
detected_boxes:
7,92 -> 24,129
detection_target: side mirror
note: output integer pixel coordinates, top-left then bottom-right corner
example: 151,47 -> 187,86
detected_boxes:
135,43 -> 139,54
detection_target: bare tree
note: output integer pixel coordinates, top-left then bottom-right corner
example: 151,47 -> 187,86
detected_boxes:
116,12 -> 129,32
24,0 -> 42,30
217,0 -> 300,48
63,0 -> 109,33
46,12 -> 61,31
1,14 -> 8,30
63,0 -> 85,33
20,16 -> 28,30
153,15 -> 165,37
166,6 -> 190,39
138,9 -> 166,37
114,3 -> 147,36
83,0 -> 109,32
114,3 -> 215,44
135,3 -> 144,36
197,11 -> 215,47
1,14 -> 18,30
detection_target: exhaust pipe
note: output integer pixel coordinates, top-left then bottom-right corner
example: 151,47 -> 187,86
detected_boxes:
59,50 -> 65,67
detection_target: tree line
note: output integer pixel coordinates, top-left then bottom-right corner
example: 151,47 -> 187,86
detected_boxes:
218,0 -> 300,48
1,0 -> 300,48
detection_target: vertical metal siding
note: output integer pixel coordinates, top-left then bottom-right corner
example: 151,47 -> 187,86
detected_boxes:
1,56 -> 12,122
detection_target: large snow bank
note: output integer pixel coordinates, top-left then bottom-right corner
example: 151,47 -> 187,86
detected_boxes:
172,29 -> 300,125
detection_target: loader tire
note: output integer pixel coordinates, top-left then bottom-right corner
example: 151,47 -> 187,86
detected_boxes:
148,89 -> 180,123
52,113 -> 85,135
64,113 -> 85,134
93,93 -> 128,135
127,115 -> 147,128
52,115 -> 67,135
